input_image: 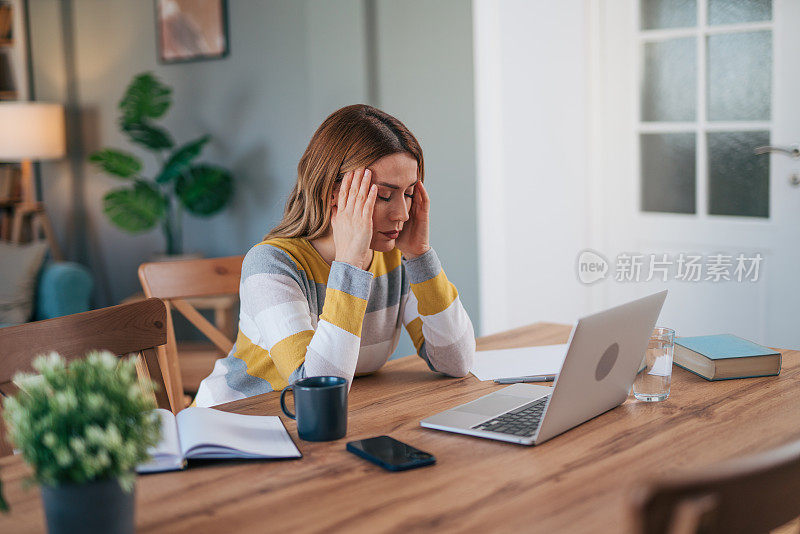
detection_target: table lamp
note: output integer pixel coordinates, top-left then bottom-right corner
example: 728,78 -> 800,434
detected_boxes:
0,102 -> 65,259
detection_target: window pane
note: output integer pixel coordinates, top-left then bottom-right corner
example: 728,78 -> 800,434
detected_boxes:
641,133 -> 697,214
641,0 -> 697,30
708,0 -> 771,25
708,131 -> 769,218
707,31 -> 771,121
642,38 -> 697,122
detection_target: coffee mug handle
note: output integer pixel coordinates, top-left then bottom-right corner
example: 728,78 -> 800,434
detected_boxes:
280,386 -> 296,420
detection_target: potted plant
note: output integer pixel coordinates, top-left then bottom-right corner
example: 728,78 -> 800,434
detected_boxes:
2,351 -> 161,534
89,72 -> 234,256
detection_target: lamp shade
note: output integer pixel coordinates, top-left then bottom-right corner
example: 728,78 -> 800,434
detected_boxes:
0,102 -> 66,161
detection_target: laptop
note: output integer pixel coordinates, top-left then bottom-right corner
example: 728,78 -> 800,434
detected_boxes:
420,290 -> 668,445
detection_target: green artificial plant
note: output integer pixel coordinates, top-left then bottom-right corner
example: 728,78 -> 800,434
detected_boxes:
2,351 -> 161,492
89,72 -> 234,255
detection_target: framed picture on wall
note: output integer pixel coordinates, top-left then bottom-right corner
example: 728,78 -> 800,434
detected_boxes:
155,0 -> 229,64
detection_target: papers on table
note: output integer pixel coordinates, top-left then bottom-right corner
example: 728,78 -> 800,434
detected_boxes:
470,343 -> 569,381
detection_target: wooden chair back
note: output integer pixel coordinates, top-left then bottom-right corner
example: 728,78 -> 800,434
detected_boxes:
138,255 -> 243,410
632,438 -> 800,534
0,298 -> 172,456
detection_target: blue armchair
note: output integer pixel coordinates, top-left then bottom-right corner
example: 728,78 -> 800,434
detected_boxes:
33,261 -> 93,321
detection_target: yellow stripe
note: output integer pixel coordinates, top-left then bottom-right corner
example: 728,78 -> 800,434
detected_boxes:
320,287 -> 368,337
235,330 -> 288,389
370,248 -> 402,277
268,329 -> 314,380
405,317 -> 425,353
411,270 -> 459,316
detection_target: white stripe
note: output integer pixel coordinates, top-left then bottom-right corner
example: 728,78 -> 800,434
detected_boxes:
238,310 -> 261,347
420,296 -> 471,347
402,290 -> 419,326
194,358 -> 247,408
254,300 -> 315,351
241,272 -> 309,315
355,338 -> 394,374
305,320 -> 361,379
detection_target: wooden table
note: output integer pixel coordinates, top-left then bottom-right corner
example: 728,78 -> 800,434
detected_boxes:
2,323 -> 799,533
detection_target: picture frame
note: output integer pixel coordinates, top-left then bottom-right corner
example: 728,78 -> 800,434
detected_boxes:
155,0 -> 229,64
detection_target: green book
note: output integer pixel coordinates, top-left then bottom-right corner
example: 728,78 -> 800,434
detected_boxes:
673,334 -> 781,381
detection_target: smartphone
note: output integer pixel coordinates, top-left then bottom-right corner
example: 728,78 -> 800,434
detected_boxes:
346,436 -> 436,472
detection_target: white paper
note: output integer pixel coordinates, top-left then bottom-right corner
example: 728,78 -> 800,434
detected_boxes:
470,343 -> 569,381
176,407 -> 301,459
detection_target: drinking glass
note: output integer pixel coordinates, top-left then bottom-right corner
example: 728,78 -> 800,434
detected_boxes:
633,327 -> 675,401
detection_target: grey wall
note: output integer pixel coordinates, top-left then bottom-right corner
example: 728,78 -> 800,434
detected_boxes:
27,0 -> 479,359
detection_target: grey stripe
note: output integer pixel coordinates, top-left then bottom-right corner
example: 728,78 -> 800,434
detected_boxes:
417,342 -> 437,373
222,351 -> 275,397
366,263 -> 404,312
328,261 -> 374,300
288,364 -> 307,384
404,247 -> 442,284
420,320 -> 475,377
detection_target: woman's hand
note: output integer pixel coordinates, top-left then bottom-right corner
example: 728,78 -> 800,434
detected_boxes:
331,168 -> 378,270
395,179 -> 431,259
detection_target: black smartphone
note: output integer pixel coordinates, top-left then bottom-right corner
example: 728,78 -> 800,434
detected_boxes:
346,436 -> 436,472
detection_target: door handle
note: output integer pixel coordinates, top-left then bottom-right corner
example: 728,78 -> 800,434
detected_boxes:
754,145 -> 800,158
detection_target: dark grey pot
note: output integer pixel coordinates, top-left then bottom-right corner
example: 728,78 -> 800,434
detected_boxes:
40,477 -> 135,534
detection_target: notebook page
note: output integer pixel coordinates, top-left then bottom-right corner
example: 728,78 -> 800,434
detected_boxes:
137,408 -> 185,473
470,343 -> 569,381
176,407 -> 301,459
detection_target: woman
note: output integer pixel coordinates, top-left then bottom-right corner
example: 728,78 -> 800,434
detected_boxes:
194,104 -> 475,407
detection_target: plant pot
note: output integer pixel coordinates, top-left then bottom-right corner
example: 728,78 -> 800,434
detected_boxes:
40,477 -> 135,534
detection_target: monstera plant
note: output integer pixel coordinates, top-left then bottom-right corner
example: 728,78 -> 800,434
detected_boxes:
89,72 -> 233,255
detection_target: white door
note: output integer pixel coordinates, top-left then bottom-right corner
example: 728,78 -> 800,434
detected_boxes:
594,0 -> 800,348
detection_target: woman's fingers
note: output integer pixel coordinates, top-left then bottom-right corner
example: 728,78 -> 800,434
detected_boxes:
338,171 -> 353,210
347,168 -> 365,211
417,180 -> 429,205
363,183 -> 377,219
356,169 -> 372,210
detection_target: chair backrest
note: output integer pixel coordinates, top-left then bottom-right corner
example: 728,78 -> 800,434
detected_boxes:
138,255 -> 243,410
0,298 -> 172,456
632,439 -> 800,534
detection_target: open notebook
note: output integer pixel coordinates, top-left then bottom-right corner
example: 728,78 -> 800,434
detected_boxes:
137,407 -> 302,473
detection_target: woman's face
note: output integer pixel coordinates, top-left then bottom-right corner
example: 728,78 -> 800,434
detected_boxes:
365,152 -> 419,252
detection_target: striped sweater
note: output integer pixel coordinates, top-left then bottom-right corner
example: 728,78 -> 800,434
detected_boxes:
194,238 -> 475,407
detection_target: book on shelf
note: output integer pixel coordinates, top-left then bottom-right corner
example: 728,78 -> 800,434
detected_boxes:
137,407 -> 302,474
674,334 -> 781,381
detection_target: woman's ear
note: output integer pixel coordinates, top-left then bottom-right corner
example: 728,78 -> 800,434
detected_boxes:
330,184 -> 340,206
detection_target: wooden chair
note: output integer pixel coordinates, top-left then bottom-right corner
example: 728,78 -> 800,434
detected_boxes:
0,298 -> 173,457
138,255 -> 243,410
632,438 -> 800,534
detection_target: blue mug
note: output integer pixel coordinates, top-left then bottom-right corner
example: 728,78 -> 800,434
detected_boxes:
280,376 -> 348,441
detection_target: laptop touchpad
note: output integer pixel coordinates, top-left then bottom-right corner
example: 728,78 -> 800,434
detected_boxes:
454,395 -> 530,416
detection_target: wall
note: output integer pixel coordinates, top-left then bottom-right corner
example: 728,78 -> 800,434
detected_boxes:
27,0 -> 479,359
375,0 -> 479,357
473,0 -> 592,335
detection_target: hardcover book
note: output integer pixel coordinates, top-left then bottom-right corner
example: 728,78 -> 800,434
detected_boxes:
674,334 -> 781,381
137,407 -> 301,473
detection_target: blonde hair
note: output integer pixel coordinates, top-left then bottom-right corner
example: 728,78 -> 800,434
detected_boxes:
265,104 -> 424,240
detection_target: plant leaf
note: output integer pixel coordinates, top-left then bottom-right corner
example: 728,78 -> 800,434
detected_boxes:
121,121 -> 174,151
155,135 -> 211,184
118,72 -> 172,124
176,165 -> 233,216
88,149 -> 142,179
103,181 -> 166,233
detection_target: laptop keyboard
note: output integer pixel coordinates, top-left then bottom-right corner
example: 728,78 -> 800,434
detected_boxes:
471,396 -> 549,437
